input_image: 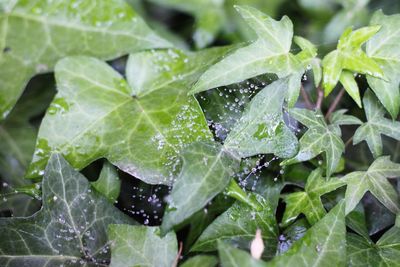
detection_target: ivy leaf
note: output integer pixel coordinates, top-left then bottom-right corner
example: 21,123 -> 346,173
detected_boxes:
161,141 -> 240,234
347,227 -> 400,266
282,108 -> 357,177
0,0 -> 170,120
192,193 -> 278,259
27,49 -> 225,184
0,154 -> 133,266
181,255 -> 218,267
353,90 -> 400,158
91,161 -> 121,203
343,156 -> 400,214
218,241 -> 266,267
223,77 -> 298,159
322,25 -> 383,104
190,5 -> 317,106
108,224 -> 177,267
281,168 -> 346,227
366,11 -> 400,118
330,109 -> 363,126
266,201 -> 346,267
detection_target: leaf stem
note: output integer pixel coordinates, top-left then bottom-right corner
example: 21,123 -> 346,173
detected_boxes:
300,84 -> 313,109
225,179 -> 263,211
325,88 -> 345,119
315,86 -> 324,109
172,241 -> 183,267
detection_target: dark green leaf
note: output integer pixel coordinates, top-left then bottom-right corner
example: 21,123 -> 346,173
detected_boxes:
91,161 -> 121,203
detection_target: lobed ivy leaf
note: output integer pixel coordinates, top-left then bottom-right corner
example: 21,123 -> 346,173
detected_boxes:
108,224 -> 177,267
161,141 -> 240,234
218,241 -> 266,267
223,77 -> 298,159
0,154 -> 133,267
0,0 -> 170,120
282,108 -> 358,177
91,161 -> 121,204
27,48 -> 227,184
322,25 -> 383,105
343,156 -> 400,215
366,11 -> 400,118
347,226 -> 400,266
353,90 -> 400,158
181,255 -> 218,267
281,168 -> 346,227
192,193 -> 278,259
190,5 -> 317,106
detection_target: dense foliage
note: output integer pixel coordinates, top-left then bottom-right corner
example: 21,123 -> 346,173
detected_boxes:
1,0 -> 400,266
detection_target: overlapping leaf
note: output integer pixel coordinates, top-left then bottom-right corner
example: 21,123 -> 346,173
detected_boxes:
223,77 -> 298,159
322,25 -> 383,105
347,227 -> 400,266
190,5 -> 318,106
281,168 -> 345,227
91,161 -> 121,203
181,255 -> 218,267
343,156 -> 400,214
282,108 -> 359,176
108,224 -> 177,267
353,90 -> 400,158
0,0 -> 170,120
218,241 -> 266,267
366,11 -> 400,118
192,193 -> 278,258
0,154 -> 133,267
27,48 -> 228,184
161,141 -> 240,234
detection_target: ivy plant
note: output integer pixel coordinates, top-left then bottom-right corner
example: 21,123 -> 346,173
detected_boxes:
1,0 -> 400,266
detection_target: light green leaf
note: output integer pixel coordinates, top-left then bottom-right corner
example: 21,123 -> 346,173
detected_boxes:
266,201 -> 346,267
218,241 -> 267,267
281,168 -> 346,227
223,77 -> 298,159
347,227 -> 400,266
282,108 -> 357,177
181,255 -> 218,267
0,0 -> 170,120
339,71 -> 362,107
330,109 -> 363,126
191,5 -> 316,106
91,161 -> 121,203
353,90 -> 400,158
192,193 -> 278,258
161,141 -> 240,234
27,50 -> 221,184
108,224 -> 177,267
322,25 -> 383,99
0,154 -> 133,267
343,156 -> 400,214
366,11 -> 400,118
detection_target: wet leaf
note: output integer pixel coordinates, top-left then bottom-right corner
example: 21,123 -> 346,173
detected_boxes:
343,156 -> 400,214
108,224 -> 177,267
0,154 -> 133,267
353,90 -> 400,158
0,0 -> 170,120
218,241 -> 267,267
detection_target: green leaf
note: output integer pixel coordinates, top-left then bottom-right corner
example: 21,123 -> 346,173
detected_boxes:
190,5 -> 316,106
266,201 -> 346,267
27,51 -> 220,184
347,227 -> 400,266
353,90 -> 400,158
218,241 -> 267,267
330,109 -> 363,126
223,77 -> 298,159
281,168 -> 346,227
346,204 -> 370,240
181,255 -> 218,267
278,218 -> 309,254
322,25 -> 383,101
0,154 -> 133,266
282,108 -> 357,177
0,0 -> 170,120
343,156 -> 400,214
91,161 -> 121,203
161,141 -> 240,234
366,11 -> 400,118
108,224 -> 177,267
192,193 -> 278,259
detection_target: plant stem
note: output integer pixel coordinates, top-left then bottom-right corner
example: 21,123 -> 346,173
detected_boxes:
325,88 -> 345,119
172,241 -> 183,267
345,136 -> 353,148
315,86 -> 324,109
300,84 -> 313,109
